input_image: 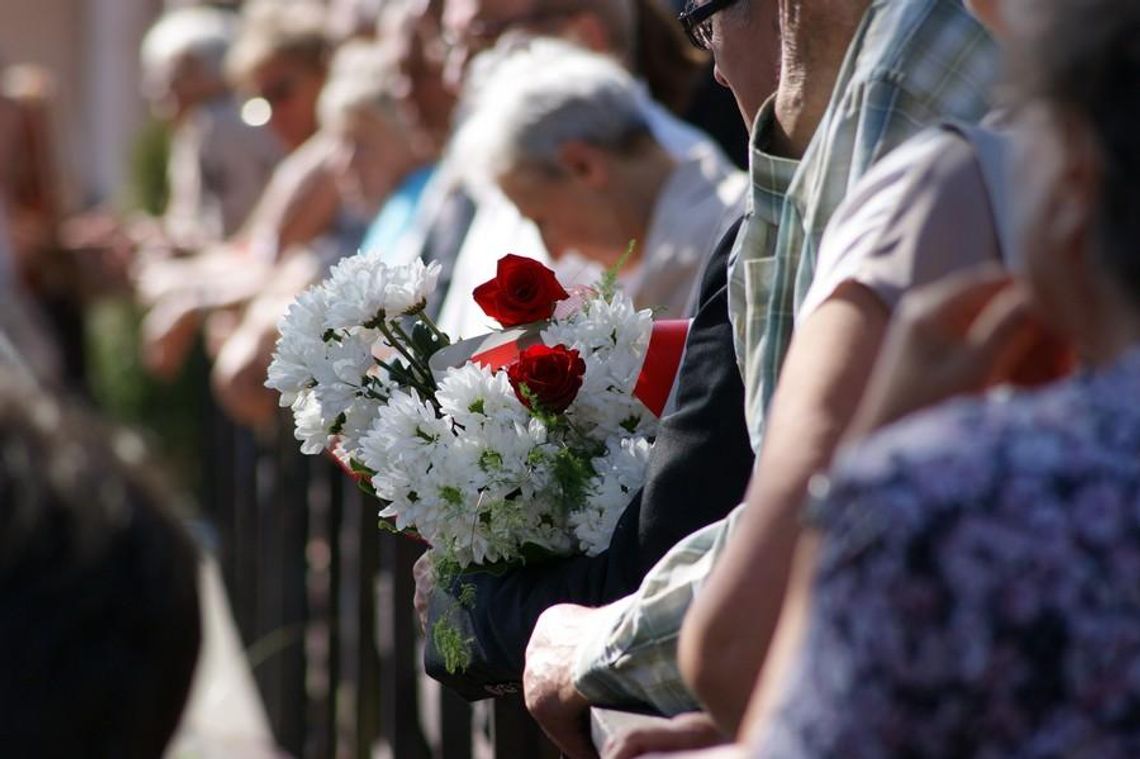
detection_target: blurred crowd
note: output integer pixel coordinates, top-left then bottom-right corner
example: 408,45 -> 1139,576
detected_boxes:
0,0 -> 744,428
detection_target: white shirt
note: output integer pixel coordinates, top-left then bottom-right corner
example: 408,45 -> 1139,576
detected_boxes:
625,142 -> 746,318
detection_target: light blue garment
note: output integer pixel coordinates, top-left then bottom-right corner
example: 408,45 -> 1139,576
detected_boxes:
359,165 -> 437,257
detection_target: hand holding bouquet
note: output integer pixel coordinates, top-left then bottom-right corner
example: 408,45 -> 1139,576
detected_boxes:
267,252 -> 686,670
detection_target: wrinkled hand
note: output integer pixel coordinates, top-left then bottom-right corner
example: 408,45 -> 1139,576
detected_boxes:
412,553 -> 434,634
604,713 -> 727,759
524,604 -> 602,759
849,266 -> 1074,439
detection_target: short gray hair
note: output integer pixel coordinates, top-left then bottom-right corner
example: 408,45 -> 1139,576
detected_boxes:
453,37 -> 652,192
140,6 -> 238,84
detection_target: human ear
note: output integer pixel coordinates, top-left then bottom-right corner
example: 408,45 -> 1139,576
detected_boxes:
556,140 -> 610,190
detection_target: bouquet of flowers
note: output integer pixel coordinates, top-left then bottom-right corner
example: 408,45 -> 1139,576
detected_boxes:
266,252 -> 686,670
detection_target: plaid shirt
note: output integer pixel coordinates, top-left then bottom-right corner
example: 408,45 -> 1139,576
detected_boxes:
573,0 -> 998,713
731,0 -> 997,450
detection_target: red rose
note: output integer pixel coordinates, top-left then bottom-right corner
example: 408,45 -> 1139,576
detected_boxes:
507,344 -> 586,415
473,254 -> 570,327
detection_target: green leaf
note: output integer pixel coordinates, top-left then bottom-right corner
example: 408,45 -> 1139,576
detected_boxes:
598,240 -> 636,300
468,398 -> 486,415
479,449 -> 503,472
349,458 -> 377,478
457,583 -> 478,609
432,619 -> 474,674
551,446 -> 598,514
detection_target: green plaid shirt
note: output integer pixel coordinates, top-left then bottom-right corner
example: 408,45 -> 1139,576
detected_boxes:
732,0 -> 998,450
574,0 -> 998,714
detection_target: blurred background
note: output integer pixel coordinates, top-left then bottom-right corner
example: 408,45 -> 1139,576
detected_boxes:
0,1 -> 746,756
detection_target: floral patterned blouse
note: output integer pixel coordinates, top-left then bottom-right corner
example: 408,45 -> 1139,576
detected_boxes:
759,348 -> 1140,758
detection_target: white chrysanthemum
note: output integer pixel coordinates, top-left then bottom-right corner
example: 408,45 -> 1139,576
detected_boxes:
436,363 -> 529,430
291,390 -> 333,455
324,255 -> 442,330
571,436 -> 652,555
362,389 -> 452,501
382,258 -> 442,316
266,286 -> 332,405
309,331 -> 380,420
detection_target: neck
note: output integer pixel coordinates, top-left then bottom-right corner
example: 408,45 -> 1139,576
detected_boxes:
769,0 -> 870,158
612,145 -> 676,265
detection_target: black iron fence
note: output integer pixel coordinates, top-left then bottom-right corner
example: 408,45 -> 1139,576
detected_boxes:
200,404 -> 559,758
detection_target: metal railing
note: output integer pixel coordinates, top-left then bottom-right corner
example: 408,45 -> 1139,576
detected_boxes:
200,403 -> 559,758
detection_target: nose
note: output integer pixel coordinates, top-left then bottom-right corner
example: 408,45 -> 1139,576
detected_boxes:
713,63 -> 729,89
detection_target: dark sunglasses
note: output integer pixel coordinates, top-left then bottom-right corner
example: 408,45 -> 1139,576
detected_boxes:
678,0 -> 742,50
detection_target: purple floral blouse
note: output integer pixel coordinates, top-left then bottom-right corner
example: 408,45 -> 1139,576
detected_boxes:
759,348 -> 1140,758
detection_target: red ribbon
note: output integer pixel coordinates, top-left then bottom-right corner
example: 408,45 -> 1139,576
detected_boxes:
633,320 -> 690,417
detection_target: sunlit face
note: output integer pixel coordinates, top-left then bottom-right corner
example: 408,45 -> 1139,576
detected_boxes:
329,108 -> 405,215
498,165 -> 628,266
707,1 -> 780,127
246,54 -> 326,151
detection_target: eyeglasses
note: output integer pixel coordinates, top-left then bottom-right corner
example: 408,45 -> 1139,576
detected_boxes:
678,0 -> 741,50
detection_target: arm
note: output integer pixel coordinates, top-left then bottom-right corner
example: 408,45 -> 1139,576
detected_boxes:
679,126 -> 1014,735
678,282 -> 889,734
424,221 -> 756,695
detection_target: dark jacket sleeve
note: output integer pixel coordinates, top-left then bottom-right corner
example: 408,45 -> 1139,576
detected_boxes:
426,218 -> 755,699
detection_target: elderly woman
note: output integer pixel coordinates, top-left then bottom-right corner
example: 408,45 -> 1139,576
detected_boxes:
140,6 -> 281,246
453,38 -> 745,318
693,0 -> 1140,756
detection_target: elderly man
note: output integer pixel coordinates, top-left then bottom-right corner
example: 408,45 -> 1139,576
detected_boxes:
521,0 -> 997,755
416,0 -> 774,701
433,0 -> 723,337
454,38 -> 745,316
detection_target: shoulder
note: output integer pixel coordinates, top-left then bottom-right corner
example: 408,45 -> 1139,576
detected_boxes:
854,0 -> 998,86
834,0 -> 999,150
800,129 -> 995,321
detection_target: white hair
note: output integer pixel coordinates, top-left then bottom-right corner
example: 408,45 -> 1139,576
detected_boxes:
140,6 -> 238,84
452,37 -> 652,194
317,41 -> 401,128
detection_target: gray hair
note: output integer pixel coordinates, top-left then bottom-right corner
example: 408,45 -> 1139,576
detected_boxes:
317,41 -> 401,128
453,37 -> 652,192
140,6 -> 238,84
